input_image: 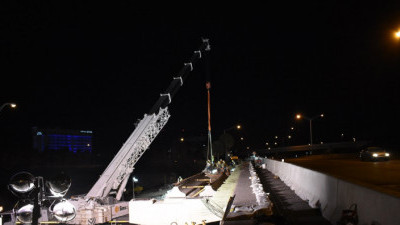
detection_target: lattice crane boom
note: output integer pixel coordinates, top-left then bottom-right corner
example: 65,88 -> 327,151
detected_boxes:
85,38 -> 211,200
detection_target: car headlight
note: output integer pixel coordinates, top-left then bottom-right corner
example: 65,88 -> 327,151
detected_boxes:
385,153 -> 390,157
372,153 -> 378,157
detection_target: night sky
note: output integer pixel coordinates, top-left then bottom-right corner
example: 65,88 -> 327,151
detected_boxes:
1,2 -> 400,159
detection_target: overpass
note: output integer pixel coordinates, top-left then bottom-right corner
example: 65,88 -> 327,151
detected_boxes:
256,141 -> 370,157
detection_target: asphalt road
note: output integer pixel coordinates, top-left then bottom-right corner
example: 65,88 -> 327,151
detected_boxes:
285,153 -> 400,198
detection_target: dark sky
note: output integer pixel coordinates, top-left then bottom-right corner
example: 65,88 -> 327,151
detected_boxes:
1,2 -> 400,155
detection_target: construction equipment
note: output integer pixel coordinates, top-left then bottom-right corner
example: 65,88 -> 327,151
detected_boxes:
68,39 -> 211,224
1,39 -> 210,225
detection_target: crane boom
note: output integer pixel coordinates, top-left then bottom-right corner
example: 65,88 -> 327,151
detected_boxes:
86,38 -> 211,200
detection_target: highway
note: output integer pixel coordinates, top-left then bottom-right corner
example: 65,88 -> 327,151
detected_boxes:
285,153 -> 400,198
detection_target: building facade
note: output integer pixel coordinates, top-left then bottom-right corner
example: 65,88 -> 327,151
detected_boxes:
32,127 -> 93,153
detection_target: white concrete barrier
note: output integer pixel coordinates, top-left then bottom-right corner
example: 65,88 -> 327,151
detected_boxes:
263,158 -> 400,225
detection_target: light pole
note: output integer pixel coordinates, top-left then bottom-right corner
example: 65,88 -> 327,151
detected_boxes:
132,176 -> 138,199
296,113 -> 324,147
0,103 -> 17,114
222,124 -> 241,161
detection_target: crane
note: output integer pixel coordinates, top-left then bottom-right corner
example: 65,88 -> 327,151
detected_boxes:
69,38 -> 211,224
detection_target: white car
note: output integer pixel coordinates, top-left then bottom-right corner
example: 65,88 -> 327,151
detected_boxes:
360,146 -> 390,161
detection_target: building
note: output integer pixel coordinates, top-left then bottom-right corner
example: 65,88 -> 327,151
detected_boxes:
32,127 -> 93,153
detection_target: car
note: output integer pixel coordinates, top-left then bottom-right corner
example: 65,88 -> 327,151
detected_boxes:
360,146 -> 390,161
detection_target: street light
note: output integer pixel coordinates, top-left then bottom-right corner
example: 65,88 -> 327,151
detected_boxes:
223,124 -> 241,134
132,176 -> 138,199
222,124 -> 242,161
395,30 -> 400,39
0,103 -> 17,114
295,113 -> 324,147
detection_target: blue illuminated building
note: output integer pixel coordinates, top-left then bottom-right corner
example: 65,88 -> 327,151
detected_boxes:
32,127 -> 93,153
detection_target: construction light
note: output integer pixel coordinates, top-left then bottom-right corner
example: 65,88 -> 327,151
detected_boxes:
51,199 -> 76,222
46,173 -> 71,197
15,201 -> 34,224
9,172 -> 35,195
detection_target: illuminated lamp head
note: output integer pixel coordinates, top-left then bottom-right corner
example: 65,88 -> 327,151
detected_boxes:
15,200 -> 34,223
9,172 -> 35,196
50,199 -> 76,222
46,173 -> 71,197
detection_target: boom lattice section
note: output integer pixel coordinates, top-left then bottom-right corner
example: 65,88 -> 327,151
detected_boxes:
86,107 -> 170,199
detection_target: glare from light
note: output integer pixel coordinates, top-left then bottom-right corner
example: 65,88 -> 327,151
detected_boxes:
268,147 -> 271,150
180,137 -> 184,142
290,127 -> 294,130
240,137 -> 244,141
395,31 -> 400,38
265,142 -> 269,146
49,189 -> 64,197
320,114 -> 324,118
373,153 -> 378,157
236,125 -> 241,130
0,205 -> 3,212
296,114 -> 301,119
288,135 -> 292,139
52,200 -> 76,222
274,136 -> 278,139
10,103 -> 17,108
385,153 -> 390,157
133,177 -> 138,182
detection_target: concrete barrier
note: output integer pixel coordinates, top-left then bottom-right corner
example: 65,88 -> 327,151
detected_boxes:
263,157 -> 400,225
